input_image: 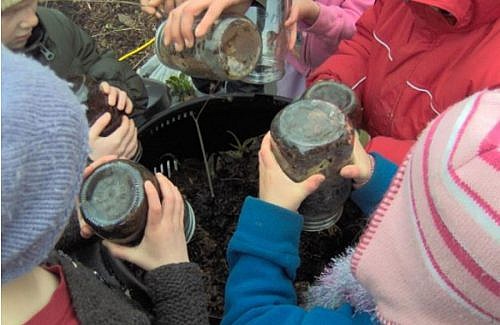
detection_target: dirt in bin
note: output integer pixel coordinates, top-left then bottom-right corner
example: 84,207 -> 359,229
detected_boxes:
168,135 -> 368,318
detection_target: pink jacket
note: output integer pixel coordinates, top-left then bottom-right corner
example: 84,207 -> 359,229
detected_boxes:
277,0 -> 373,98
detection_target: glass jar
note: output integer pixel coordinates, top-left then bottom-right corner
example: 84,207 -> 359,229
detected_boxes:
80,159 -> 196,245
243,0 -> 291,84
303,81 -> 358,116
70,75 -> 143,162
270,99 -> 354,231
155,15 -> 262,81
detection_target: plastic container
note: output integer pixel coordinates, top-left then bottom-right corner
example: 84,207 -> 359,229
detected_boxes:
80,159 -> 196,245
155,15 -> 262,81
270,99 -> 354,231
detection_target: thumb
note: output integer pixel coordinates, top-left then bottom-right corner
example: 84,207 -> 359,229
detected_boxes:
102,240 -> 136,262
89,113 -> 111,139
340,165 -> 361,179
302,174 -> 325,196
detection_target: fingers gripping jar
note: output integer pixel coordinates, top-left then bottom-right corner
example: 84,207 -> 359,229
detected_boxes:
270,99 -> 355,231
155,15 -> 262,81
79,159 -> 196,245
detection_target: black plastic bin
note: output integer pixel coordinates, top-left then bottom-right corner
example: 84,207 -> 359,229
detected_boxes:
138,93 -> 290,169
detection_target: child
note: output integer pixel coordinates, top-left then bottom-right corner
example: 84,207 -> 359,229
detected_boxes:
277,0 -> 373,99
1,0 -> 144,161
308,0 -> 500,140
222,89 -> 500,324
1,47 -> 209,325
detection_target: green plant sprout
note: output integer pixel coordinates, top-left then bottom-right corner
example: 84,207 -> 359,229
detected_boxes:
225,130 -> 260,159
165,73 -> 195,102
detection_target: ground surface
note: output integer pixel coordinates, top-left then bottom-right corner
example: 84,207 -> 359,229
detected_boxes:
47,0 -> 157,70
47,2 -> 366,319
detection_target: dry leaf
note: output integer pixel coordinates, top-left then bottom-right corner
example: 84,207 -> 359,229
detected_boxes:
118,13 -> 135,28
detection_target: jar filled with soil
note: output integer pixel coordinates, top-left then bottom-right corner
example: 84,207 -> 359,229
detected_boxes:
303,80 -> 358,117
71,76 -> 143,161
155,14 -> 262,81
270,99 -> 354,231
80,159 -> 196,245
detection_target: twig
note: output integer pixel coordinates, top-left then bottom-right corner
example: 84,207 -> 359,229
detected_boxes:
132,52 -> 151,70
92,27 -> 141,38
190,110 -> 215,198
220,178 -> 244,182
44,0 -> 141,7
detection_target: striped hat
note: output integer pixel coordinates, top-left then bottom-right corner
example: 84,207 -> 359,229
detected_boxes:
352,89 -> 500,324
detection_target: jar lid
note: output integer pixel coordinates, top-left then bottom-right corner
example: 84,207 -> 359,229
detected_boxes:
303,81 -> 357,116
80,160 -> 146,229
272,99 -> 347,154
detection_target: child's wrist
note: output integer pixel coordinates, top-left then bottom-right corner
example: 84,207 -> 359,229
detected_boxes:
353,154 -> 375,189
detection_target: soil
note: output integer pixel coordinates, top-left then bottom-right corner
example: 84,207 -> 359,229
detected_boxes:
46,2 -> 367,319
169,136 -> 367,318
46,0 -> 158,70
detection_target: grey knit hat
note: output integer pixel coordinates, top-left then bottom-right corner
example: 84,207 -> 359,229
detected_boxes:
1,47 -> 89,283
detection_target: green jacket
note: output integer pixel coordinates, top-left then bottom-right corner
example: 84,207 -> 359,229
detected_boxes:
24,7 -> 148,108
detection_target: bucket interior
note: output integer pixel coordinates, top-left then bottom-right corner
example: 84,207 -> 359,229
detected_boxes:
139,94 -> 289,169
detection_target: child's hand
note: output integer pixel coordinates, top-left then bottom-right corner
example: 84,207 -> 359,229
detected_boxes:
284,0 -> 320,50
102,174 -> 189,271
339,131 -> 374,188
258,132 -> 325,211
78,155 -> 118,239
99,82 -> 134,114
88,114 -> 139,161
162,0 -> 252,51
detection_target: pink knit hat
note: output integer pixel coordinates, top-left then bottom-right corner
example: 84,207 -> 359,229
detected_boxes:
352,89 -> 500,324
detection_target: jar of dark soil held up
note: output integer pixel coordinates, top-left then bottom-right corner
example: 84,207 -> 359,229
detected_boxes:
155,15 -> 262,81
70,75 -> 143,162
270,99 -> 355,231
79,159 -> 196,245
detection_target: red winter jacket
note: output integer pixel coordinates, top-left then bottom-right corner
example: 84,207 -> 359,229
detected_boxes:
308,0 -> 500,140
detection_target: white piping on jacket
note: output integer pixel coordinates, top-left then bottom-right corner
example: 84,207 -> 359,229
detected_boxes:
351,76 -> 367,90
373,31 -> 394,62
406,80 -> 440,116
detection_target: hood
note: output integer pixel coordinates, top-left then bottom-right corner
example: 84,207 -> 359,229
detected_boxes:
408,0 -> 500,31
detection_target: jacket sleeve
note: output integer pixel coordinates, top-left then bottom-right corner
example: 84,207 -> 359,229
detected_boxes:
64,15 -> 148,109
223,197 -> 373,325
350,153 -> 398,216
144,262 -> 209,325
306,0 -> 383,94
301,0 -> 374,41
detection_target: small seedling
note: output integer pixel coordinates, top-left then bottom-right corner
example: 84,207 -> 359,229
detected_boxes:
165,73 -> 195,102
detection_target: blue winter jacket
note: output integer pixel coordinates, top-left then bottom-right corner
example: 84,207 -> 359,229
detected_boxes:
223,153 -> 396,324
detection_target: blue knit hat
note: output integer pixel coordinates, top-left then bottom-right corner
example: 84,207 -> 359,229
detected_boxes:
1,47 -> 89,283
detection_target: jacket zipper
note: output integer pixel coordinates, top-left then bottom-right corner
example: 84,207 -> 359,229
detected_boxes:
39,43 -> 55,61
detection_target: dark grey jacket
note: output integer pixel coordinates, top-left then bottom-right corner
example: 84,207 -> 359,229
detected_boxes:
53,215 -> 209,324
24,7 -> 148,108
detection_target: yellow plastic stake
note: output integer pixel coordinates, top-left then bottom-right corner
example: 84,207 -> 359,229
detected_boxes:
118,37 -> 156,62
